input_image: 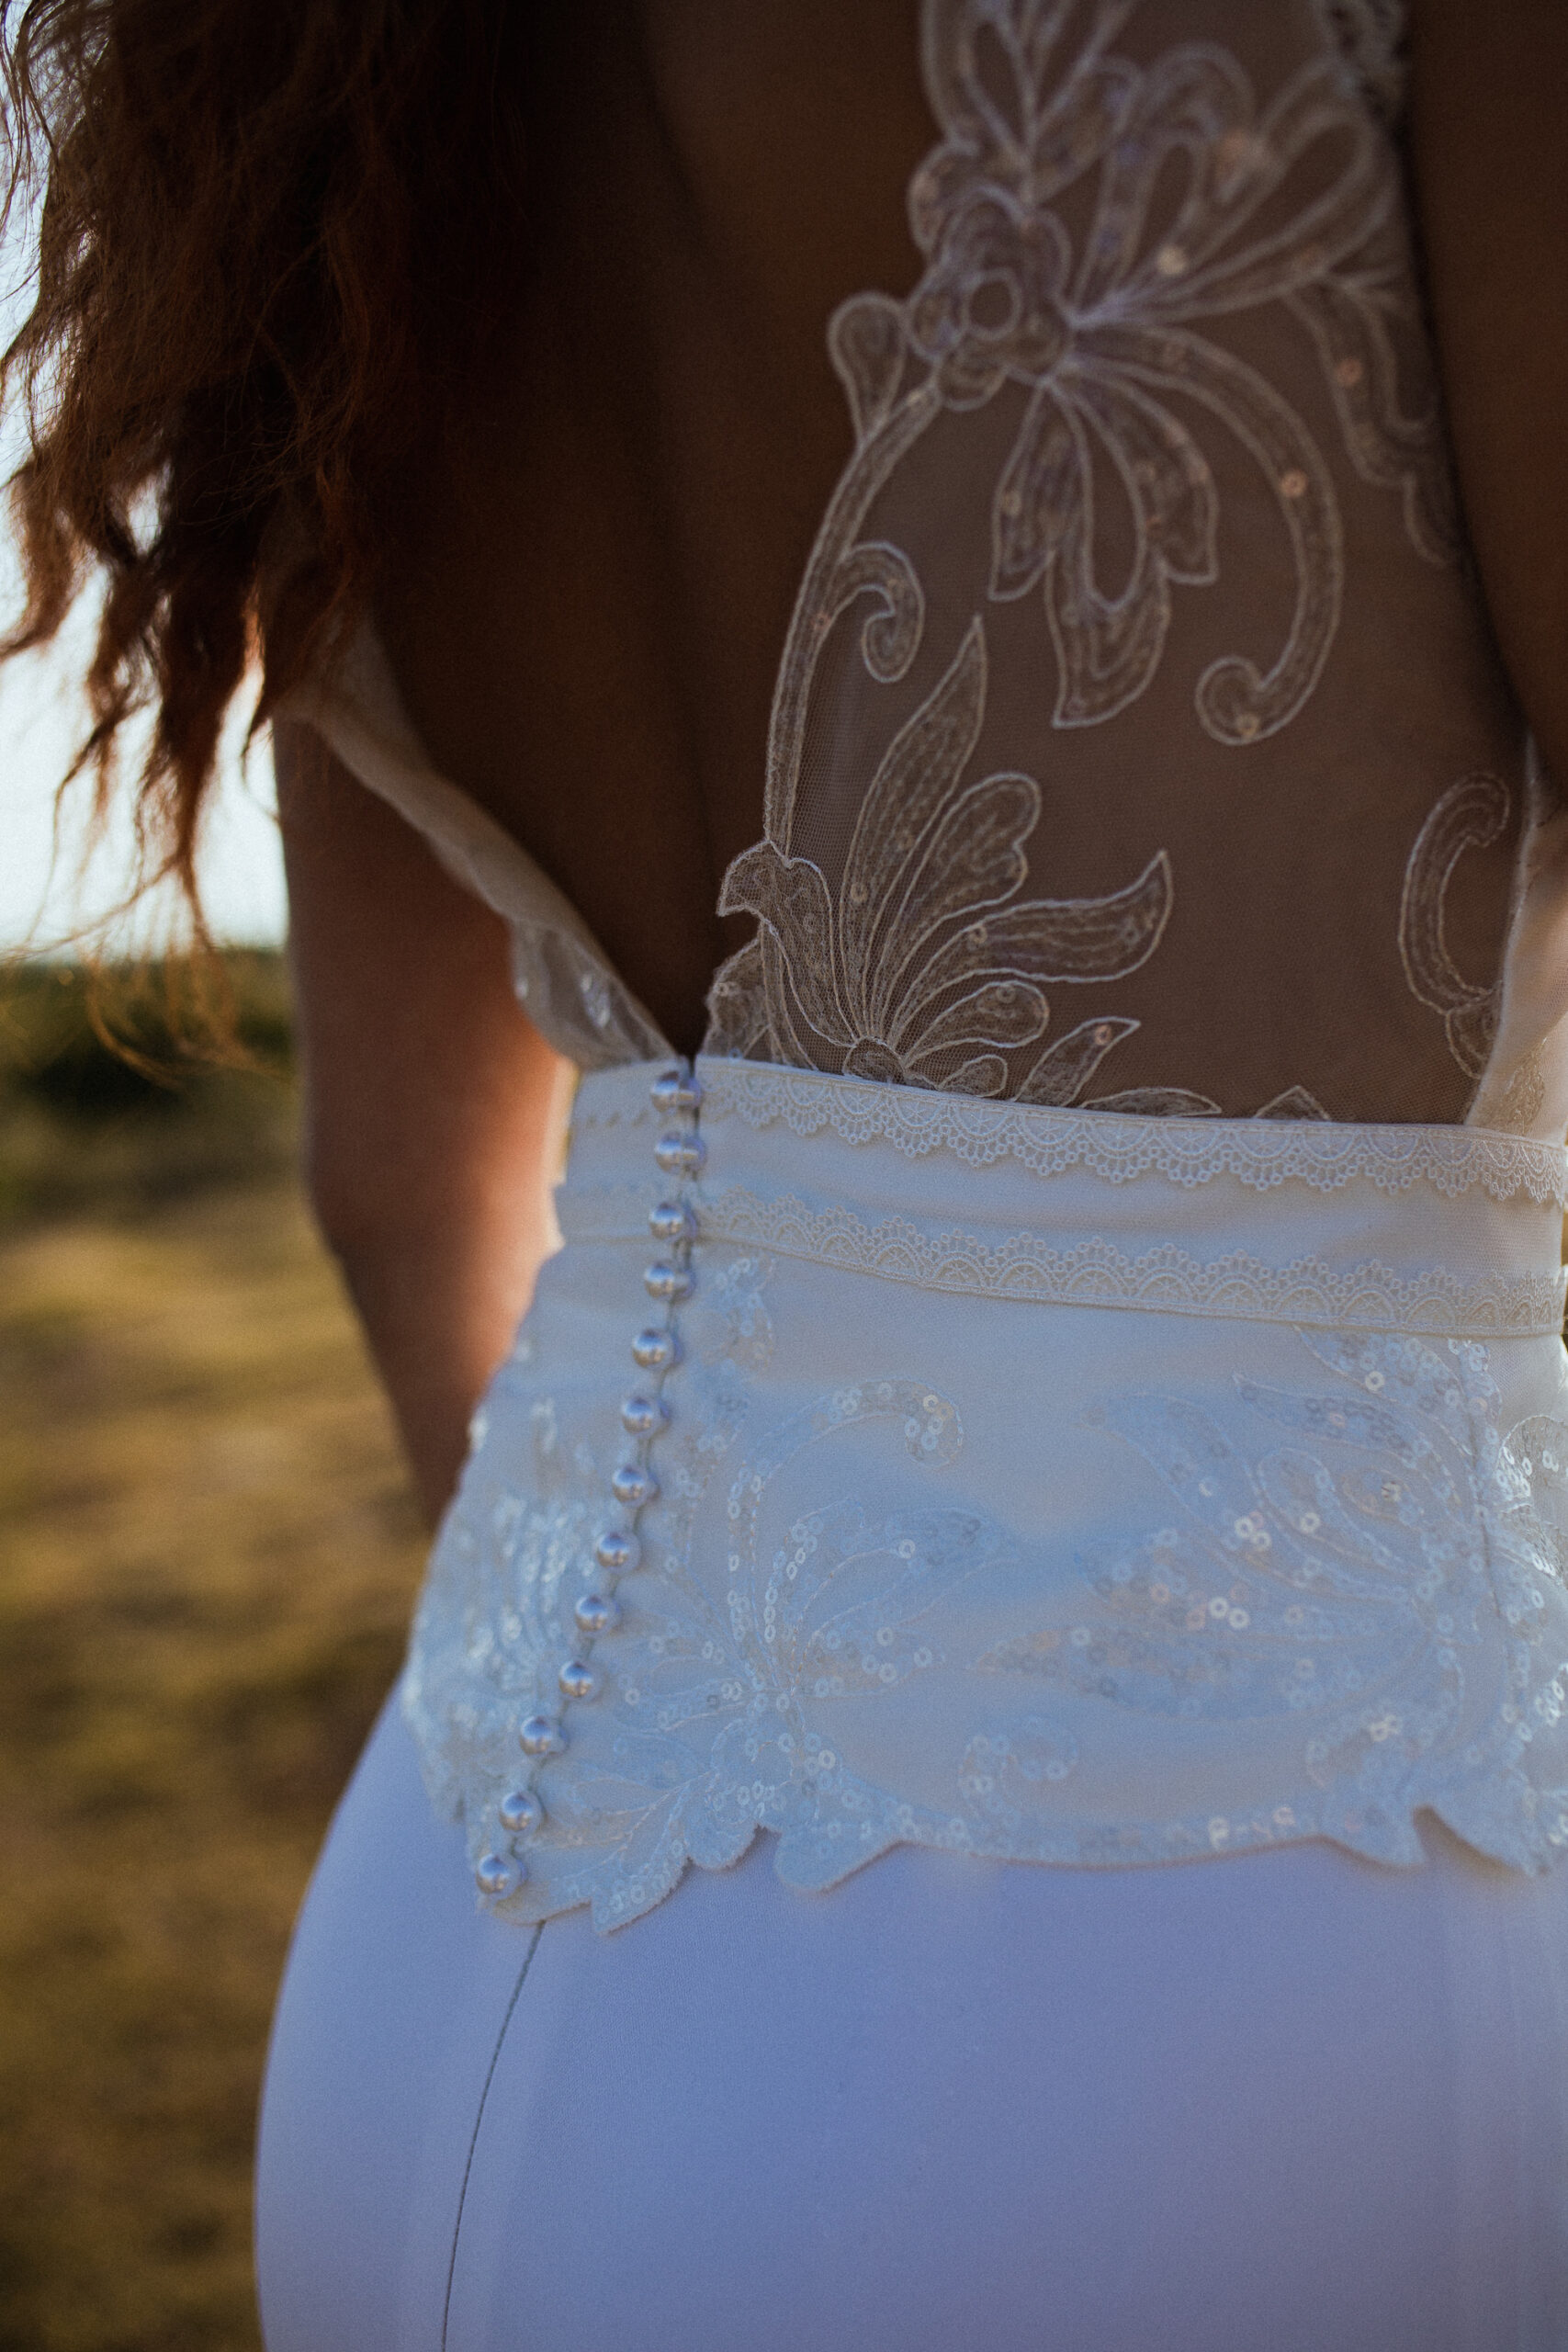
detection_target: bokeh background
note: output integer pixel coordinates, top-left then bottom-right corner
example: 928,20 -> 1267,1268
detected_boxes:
0,163 -> 406,2342
0,952 -> 427,2352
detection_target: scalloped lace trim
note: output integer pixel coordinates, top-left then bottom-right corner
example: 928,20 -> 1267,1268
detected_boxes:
410,1318 -> 1568,1935
695,1187 -> 1567,1336
659,1060 -> 1568,1207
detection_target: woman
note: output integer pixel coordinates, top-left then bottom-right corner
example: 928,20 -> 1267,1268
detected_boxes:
7,2 -> 1568,2345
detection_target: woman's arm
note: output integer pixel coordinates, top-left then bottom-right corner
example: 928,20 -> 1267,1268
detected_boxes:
275,717 -> 572,1524
1409,0 -> 1568,783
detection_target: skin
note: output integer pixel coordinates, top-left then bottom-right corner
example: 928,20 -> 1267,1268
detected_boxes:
282,0 -> 930,1517
1406,0 -> 1568,793
276,720 -> 574,1520
280,0 -> 1568,1521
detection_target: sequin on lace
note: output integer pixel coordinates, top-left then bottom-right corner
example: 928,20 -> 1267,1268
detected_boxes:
716,616 -> 1172,1099
402,1058 -> 1568,1930
703,0 -> 1528,1124
977,1331 -> 1568,1869
410,1201 -> 1568,1928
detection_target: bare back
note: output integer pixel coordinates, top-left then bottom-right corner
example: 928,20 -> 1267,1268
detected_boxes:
373,0 -> 933,1053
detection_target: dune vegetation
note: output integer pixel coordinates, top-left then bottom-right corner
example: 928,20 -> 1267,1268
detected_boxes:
0,955 -> 426,2351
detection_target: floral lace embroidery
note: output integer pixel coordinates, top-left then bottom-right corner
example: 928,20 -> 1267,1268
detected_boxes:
1313,0 -> 1407,124
694,1186 -> 1568,1337
419,1314 -> 1568,1928
900,2 -> 1449,739
717,616 -> 1171,1100
1400,771 -> 1514,1080
1492,1052 -> 1550,1138
707,0 -> 1464,1101
976,1331 -> 1568,1870
466,1376 -> 1002,1928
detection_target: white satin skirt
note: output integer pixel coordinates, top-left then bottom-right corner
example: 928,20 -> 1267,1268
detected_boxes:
256,1690 -> 1568,2352
257,1062 -> 1568,2346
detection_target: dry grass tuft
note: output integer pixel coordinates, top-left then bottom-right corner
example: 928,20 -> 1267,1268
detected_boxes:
0,956 -> 426,2351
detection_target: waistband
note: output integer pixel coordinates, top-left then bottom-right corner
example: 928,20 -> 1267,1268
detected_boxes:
563,1059 -> 1568,1340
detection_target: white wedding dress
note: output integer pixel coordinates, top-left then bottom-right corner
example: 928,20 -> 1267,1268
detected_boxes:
256,5 -> 1568,2345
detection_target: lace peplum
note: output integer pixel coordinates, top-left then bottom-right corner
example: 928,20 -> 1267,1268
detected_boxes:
403,1060 -> 1568,1929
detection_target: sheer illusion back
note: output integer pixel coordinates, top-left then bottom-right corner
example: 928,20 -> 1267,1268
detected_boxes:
288,0 -> 1568,1140
705,0 -> 1534,1125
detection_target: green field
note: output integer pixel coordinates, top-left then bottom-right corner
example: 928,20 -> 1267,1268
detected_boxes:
0,957 -> 427,2351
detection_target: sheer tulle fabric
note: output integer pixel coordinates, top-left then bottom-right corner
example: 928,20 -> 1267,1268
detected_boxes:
288,0 -> 1566,1143
711,0 -> 1531,1127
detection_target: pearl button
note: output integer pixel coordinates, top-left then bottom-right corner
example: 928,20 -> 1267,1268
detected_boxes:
650,1069 -> 703,1115
654,1133 -> 705,1177
649,1200 -> 697,1244
499,1788 -> 544,1837
476,1853 -> 525,1897
501,1057 -> 700,1833
519,1713 -> 567,1757
575,1590 -> 622,1635
621,1393 -> 671,1437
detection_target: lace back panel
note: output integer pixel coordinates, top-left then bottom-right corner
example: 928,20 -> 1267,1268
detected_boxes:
705,0 -> 1534,1129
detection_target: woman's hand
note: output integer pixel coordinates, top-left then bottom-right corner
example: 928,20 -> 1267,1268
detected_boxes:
275,718 -> 572,1525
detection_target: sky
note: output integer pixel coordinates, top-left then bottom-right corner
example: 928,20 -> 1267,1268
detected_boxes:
0,603 -> 288,956
0,213 -> 288,959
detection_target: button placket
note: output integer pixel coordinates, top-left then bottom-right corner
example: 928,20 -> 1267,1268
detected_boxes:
475,1060 -> 704,1900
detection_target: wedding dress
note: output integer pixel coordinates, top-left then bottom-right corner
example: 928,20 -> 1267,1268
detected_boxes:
256,5 -> 1568,2345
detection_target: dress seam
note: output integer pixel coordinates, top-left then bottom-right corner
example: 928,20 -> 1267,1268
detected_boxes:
440,1924 -> 545,2352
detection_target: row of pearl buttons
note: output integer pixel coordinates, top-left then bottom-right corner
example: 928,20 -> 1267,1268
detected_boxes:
475,1061 -> 704,1899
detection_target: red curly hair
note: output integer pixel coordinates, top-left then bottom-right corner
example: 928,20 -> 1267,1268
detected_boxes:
1,0 -> 527,937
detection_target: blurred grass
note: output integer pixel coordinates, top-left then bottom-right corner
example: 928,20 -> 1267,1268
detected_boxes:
0,955 -> 427,2351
